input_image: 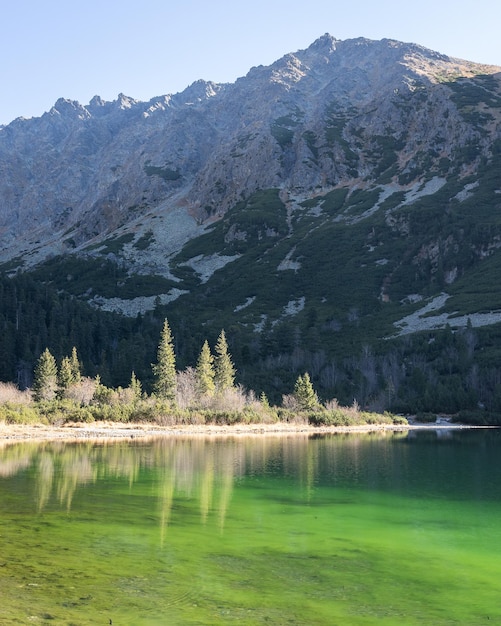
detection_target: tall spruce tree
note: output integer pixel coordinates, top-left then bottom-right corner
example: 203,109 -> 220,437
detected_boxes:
33,348 -> 58,402
152,319 -> 177,402
58,356 -> 74,397
195,340 -> 215,397
293,372 -> 319,410
58,347 -> 82,398
69,347 -> 81,383
214,330 -> 235,393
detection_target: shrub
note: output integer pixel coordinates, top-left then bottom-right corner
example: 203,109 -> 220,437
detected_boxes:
391,414 -> 408,425
0,383 -> 32,405
0,403 -> 40,424
153,407 -> 206,426
89,403 -> 133,423
64,407 -> 95,423
204,410 -> 242,425
92,382 -> 116,405
127,401 -> 158,423
359,411 -> 394,425
175,368 -> 199,409
64,377 -> 97,405
308,409 -> 353,426
276,407 -> 309,425
244,400 -> 280,424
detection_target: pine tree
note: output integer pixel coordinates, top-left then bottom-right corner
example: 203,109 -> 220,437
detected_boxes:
58,356 -> 74,397
293,372 -> 319,410
260,391 -> 270,408
152,319 -> 177,402
57,347 -> 82,399
214,330 -> 235,393
129,371 -> 142,401
33,348 -> 58,402
69,346 -> 81,383
195,340 -> 215,397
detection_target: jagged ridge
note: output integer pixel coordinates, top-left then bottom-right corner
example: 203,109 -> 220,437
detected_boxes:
0,34 -> 499,281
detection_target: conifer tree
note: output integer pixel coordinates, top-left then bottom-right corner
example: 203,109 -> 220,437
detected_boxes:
195,340 -> 215,397
69,346 -> 81,383
58,356 -> 74,397
293,372 -> 319,410
152,319 -> 177,402
214,330 -> 235,393
260,391 -> 270,408
57,347 -> 82,399
33,348 -> 58,402
129,371 -> 142,401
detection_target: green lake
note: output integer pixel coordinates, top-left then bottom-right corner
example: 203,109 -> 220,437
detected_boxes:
1,428 -> 501,625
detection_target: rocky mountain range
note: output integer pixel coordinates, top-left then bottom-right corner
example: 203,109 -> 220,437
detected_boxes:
1,35 -> 499,277
1,34 -> 501,411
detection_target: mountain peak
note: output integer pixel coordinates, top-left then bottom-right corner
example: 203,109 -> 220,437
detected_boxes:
176,79 -> 223,104
89,95 -> 105,108
307,32 -> 339,53
50,97 -> 90,120
115,93 -> 138,109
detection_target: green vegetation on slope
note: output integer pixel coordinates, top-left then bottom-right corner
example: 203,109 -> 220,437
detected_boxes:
2,145 -> 501,420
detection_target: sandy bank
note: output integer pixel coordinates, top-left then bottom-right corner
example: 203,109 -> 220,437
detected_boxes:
0,420 -> 478,442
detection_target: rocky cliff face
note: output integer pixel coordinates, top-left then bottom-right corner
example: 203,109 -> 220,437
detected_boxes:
1,35 -> 499,271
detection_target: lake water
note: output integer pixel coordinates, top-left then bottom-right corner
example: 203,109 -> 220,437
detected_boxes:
1,429 -> 500,625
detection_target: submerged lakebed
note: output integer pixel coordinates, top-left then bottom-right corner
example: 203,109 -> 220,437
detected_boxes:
1,428 -> 500,625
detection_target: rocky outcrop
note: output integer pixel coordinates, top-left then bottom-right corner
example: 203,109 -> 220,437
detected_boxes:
0,34 -> 499,279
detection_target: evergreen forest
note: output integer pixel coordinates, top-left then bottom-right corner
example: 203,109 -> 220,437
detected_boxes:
1,270 -> 501,425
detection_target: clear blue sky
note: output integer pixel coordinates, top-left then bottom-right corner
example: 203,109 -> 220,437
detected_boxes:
1,0 -> 499,126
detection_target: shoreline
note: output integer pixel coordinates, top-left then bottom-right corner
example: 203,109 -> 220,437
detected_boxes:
0,419 -> 484,443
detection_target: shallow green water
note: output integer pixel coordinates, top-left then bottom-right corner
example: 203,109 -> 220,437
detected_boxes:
1,429 -> 501,625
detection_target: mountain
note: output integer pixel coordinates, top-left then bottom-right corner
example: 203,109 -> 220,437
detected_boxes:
1,34 -> 501,414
